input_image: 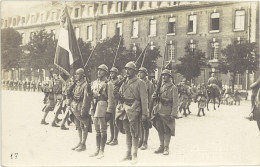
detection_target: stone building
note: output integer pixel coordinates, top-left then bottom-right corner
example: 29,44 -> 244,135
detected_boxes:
1,1 -> 259,89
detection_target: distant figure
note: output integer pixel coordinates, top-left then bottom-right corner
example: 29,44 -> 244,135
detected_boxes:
250,77 -> 260,131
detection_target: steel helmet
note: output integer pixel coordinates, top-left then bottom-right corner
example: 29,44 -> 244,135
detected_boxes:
98,64 -> 108,73
161,69 -> 172,77
124,61 -> 136,70
138,67 -> 148,76
110,67 -> 119,74
76,68 -> 85,75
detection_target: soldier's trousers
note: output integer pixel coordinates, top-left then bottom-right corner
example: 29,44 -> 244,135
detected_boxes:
155,116 -> 171,147
93,117 -> 107,136
140,122 -> 149,143
123,119 -> 139,157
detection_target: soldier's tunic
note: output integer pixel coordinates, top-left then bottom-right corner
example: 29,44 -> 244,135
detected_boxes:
107,77 -> 119,117
208,76 -> 221,93
42,80 -> 55,112
196,86 -> 208,109
178,84 -> 189,108
71,78 -> 92,130
153,81 -> 178,136
116,75 -> 148,138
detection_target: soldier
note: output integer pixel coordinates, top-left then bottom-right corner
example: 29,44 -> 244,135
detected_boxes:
89,64 -> 111,159
195,83 -> 208,117
186,80 -> 193,114
177,79 -> 190,117
41,78 -> 55,125
37,81 -> 42,92
31,80 -> 36,92
138,67 -> 154,150
106,67 -> 120,145
250,77 -> 260,131
115,61 -> 148,164
18,80 -> 23,91
50,73 -> 63,127
208,73 -> 222,94
23,80 -> 27,91
152,69 -> 178,155
71,68 -> 92,151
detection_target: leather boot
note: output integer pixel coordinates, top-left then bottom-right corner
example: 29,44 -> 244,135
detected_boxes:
109,139 -> 118,145
131,137 -> 138,164
163,146 -> 169,155
60,125 -> 69,130
41,119 -> 49,125
51,122 -> 60,127
154,145 -> 164,153
121,135 -> 132,161
72,143 -> 81,150
89,135 -> 101,157
138,140 -> 143,148
97,134 -> 107,159
76,143 -> 86,152
140,141 -> 148,150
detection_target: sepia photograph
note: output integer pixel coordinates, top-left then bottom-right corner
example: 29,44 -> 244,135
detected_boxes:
1,1 -> 260,166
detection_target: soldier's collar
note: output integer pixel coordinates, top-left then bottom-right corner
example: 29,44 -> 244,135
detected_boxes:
126,75 -> 138,84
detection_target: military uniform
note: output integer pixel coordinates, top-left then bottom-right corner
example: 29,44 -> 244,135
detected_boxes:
70,75 -> 92,151
177,81 -> 190,117
195,84 -> 207,116
208,76 -> 222,94
152,70 -> 178,155
250,77 -> 260,131
116,74 -> 148,163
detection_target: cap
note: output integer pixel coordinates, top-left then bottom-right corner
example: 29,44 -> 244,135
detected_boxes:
98,64 -> 108,73
161,69 -> 172,77
124,61 -> 136,70
110,67 -> 119,74
76,68 -> 85,75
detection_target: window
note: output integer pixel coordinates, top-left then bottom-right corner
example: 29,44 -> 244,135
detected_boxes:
188,15 -> 197,33
102,4 -> 108,15
13,18 -> 16,26
210,41 -> 219,60
132,21 -> 139,37
235,10 -> 245,30
22,17 -> 25,25
116,22 -> 122,36
87,26 -> 93,41
31,15 -> 35,24
167,44 -> 175,61
51,12 -> 56,21
117,2 -> 122,12
133,2 -> 138,10
149,19 -> 157,36
235,74 -> 243,86
74,27 -> 79,39
101,24 -> 107,39
41,13 -> 44,23
211,12 -> 219,31
168,17 -> 176,34
75,8 -> 79,18
51,30 -> 56,40
88,6 -> 94,16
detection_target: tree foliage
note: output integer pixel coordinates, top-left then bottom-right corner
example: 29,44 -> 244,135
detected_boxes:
1,28 -> 23,70
175,46 -> 208,82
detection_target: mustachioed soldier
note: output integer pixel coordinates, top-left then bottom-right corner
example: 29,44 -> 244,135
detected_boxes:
89,64 -> 112,159
106,67 -> 120,145
71,68 -> 92,151
116,61 -> 148,164
138,67 -> 155,150
152,69 -> 178,155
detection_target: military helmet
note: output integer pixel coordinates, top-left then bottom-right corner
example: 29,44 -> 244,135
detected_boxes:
76,68 -> 84,75
161,69 -> 172,77
110,67 -> 119,74
139,67 -> 148,75
124,61 -> 136,70
98,64 -> 108,73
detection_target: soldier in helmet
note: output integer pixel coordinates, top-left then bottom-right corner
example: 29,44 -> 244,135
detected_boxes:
71,68 -> 92,151
106,67 -> 120,145
177,78 -> 190,117
115,61 -> 148,164
138,67 -> 155,150
89,64 -> 112,159
152,69 -> 178,155
208,73 -> 222,94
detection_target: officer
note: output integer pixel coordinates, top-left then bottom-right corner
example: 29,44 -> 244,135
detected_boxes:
50,73 -> 63,127
250,77 -> 260,131
116,61 -> 148,164
106,67 -> 120,145
152,69 -> 178,155
71,68 -> 92,151
41,78 -> 55,125
89,64 -> 112,159
138,67 -> 154,150
208,73 -> 222,94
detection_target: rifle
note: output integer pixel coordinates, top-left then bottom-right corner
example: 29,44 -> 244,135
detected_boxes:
109,35 -> 122,81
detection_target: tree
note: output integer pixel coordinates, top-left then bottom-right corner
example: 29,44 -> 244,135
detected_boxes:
1,28 -> 23,70
219,41 -> 259,91
22,29 -> 57,70
175,46 -> 208,82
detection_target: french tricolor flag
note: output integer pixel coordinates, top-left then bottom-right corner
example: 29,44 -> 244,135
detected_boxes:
54,6 -> 80,81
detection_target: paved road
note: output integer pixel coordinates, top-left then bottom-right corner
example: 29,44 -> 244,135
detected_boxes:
2,90 -> 260,166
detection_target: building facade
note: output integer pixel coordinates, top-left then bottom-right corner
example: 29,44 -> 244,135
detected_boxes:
1,1 -> 259,89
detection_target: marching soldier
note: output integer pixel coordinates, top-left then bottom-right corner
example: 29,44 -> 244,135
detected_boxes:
138,67 -> 154,150
89,64 -> 112,159
250,77 -> 260,131
195,83 -> 208,116
115,61 -> 148,164
178,79 -> 190,117
152,69 -> 178,155
71,68 -> 92,151
106,67 -> 120,145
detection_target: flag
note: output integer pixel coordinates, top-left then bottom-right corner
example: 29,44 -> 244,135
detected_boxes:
54,6 -> 81,81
